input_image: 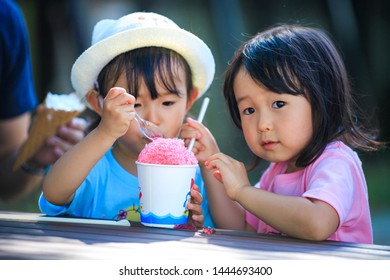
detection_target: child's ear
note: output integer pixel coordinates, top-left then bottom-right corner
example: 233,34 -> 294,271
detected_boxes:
186,88 -> 199,112
86,90 -> 103,116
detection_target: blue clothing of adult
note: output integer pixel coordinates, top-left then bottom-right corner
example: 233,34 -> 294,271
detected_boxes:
39,149 -> 215,227
0,0 -> 37,119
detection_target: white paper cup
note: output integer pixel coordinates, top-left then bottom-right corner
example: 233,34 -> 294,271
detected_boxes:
136,161 -> 197,228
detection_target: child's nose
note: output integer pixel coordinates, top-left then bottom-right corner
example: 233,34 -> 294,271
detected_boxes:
140,107 -> 160,125
257,112 -> 272,133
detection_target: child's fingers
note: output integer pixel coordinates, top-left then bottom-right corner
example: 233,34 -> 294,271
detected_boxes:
187,202 -> 202,215
205,152 -> 233,169
105,87 -> 135,107
105,87 -> 126,100
188,183 -> 204,228
205,153 -> 234,182
180,122 -> 201,141
110,93 -> 134,108
191,214 -> 204,228
205,159 -> 224,183
191,183 -> 200,192
186,117 -> 203,129
212,170 -> 223,183
204,157 -> 219,170
183,117 -> 208,138
190,184 -> 203,205
188,209 -> 204,228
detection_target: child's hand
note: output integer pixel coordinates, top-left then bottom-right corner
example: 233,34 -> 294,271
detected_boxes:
187,183 -> 204,228
205,153 -> 251,201
180,117 -> 219,165
98,87 -> 135,141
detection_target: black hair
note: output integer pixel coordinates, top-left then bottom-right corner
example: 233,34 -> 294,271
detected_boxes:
97,47 -> 193,99
223,24 -> 384,168
87,47 -> 194,131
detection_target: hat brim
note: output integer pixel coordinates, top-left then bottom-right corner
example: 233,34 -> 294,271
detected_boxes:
71,26 -> 215,103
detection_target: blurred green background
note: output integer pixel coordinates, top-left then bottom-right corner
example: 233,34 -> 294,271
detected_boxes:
1,0 -> 389,245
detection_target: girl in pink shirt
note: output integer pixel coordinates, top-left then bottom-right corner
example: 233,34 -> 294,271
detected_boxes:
183,24 -> 384,243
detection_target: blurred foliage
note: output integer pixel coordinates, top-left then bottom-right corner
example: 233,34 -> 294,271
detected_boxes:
362,150 -> 390,209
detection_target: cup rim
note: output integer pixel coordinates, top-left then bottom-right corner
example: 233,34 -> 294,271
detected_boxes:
135,161 -> 198,168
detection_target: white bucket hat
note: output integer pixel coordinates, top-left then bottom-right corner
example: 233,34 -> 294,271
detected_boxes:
71,12 -> 215,103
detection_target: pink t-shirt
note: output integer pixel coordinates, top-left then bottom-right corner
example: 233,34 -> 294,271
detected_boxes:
246,141 -> 373,244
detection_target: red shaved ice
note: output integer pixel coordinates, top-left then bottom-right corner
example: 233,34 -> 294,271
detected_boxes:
137,138 -> 198,165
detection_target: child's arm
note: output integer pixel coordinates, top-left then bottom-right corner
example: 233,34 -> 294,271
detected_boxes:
42,87 -> 135,205
181,118 -> 247,230
206,153 -> 339,241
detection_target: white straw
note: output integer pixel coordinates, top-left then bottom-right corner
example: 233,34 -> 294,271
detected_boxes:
187,97 -> 210,152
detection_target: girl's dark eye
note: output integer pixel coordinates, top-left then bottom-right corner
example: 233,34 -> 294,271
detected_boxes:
163,101 -> 175,106
272,101 -> 285,109
243,107 -> 255,115
134,104 -> 141,108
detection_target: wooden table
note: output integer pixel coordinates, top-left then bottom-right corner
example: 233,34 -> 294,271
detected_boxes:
1,211 -> 390,260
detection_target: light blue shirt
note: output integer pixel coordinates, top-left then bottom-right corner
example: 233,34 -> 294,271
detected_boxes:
39,149 -> 215,227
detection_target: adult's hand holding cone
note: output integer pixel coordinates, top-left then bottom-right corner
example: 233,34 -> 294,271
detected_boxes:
13,92 -> 85,171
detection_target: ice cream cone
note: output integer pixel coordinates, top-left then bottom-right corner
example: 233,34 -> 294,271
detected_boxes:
13,108 -> 82,170
13,92 -> 85,171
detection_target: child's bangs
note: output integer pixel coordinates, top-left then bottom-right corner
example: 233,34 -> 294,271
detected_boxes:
243,38 -> 303,96
127,48 -> 191,99
155,53 -> 190,98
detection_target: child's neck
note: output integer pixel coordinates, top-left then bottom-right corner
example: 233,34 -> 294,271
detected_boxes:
112,143 -> 138,176
285,162 -> 304,174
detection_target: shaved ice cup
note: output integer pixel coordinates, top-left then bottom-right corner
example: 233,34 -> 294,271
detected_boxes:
136,162 -> 197,228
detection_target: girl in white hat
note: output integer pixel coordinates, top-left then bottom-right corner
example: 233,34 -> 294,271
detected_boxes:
39,12 -> 215,228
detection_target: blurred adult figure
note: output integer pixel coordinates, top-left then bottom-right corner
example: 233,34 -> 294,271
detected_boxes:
0,0 -> 86,201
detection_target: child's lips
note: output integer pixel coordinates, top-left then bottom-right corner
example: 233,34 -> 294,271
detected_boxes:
262,140 -> 278,150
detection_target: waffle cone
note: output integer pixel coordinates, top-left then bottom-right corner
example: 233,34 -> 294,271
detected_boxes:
13,107 -> 82,170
